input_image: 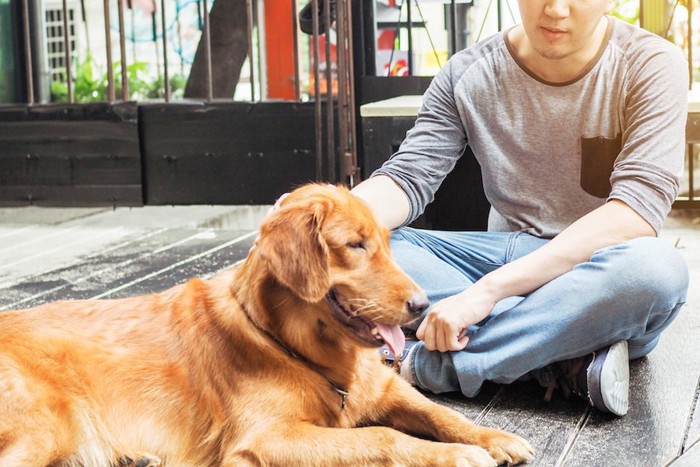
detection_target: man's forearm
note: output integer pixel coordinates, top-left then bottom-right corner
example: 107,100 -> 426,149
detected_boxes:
476,200 -> 656,303
351,175 -> 411,230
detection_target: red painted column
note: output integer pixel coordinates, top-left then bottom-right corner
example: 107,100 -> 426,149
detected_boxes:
264,0 -> 296,100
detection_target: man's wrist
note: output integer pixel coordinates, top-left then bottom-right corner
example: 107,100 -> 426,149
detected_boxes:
470,275 -> 503,308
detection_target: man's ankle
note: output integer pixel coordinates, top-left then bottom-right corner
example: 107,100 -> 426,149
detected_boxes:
398,342 -> 419,384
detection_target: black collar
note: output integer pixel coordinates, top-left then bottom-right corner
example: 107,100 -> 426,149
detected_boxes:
239,290 -> 350,411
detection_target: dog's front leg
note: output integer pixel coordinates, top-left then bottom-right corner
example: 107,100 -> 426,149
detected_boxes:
378,375 -> 534,465
221,423 -> 498,466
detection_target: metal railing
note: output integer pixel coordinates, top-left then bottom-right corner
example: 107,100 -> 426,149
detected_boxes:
15,0 -> 358,185
20,0 -> 259,104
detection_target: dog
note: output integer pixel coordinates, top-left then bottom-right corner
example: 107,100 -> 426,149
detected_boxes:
0,183 -> 533,466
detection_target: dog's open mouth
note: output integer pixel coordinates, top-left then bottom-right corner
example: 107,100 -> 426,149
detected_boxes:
325,288 -> 406,358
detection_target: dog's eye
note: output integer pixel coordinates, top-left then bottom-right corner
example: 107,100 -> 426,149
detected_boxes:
347,241 -> 366,251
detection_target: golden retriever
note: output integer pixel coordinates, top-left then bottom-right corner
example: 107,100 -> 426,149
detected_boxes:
0,183 -> 533,466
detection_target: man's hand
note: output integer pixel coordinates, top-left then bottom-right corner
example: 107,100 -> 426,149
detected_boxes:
416,284 -> 497,352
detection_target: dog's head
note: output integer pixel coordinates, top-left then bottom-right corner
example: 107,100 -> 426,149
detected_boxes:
254,184 -> 428,357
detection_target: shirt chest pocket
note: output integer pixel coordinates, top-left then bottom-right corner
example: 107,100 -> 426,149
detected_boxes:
580,133 -> 622,198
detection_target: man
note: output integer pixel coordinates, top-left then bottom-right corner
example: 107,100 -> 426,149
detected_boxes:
352,0 -> 689,416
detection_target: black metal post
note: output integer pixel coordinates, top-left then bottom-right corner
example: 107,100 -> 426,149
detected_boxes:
246,0 -> 255,100
62,0 -> 73,103
160,0 -> 170,102
117,0 -> 129,100
406,0 -> 413,75
21,0 -> 34,104
312,0 -> 322,180
292,0 -> 301,101
324,0 -> 335,180
450,0 -> 457,56
203,0 -> 212,101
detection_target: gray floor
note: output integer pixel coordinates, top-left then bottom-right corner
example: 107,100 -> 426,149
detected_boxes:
0,204 -> 698,466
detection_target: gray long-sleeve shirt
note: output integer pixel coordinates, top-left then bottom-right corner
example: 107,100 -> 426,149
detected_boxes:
373,17 -> 688,238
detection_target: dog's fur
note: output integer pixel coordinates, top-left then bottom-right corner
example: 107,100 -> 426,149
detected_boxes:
0,184 -> 532,466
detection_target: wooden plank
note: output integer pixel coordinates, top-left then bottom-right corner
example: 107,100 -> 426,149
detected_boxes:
685,378 -> 700,452
669,439 -> 700,466
0,228 -> 207,309
0,207 -> 107,225
424,383 -> 503,422
0,229 -> 255,309
0,225 -> 137,288
140,103 -> 318,205
475,381 -> 590,466
90,230 -> 256,299
0,205 -> 268,302
424,381 -> 593,466
0,103 -> 142,207
0,185 -> 143,207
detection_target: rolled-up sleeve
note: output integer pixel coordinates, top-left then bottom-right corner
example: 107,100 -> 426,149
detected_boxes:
372,59 -> 469,226
608,42 -> 688,234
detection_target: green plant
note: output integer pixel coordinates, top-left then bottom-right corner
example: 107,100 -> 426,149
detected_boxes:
144,72 -> 187,99
116,60 -> 151,100
51,54 -> 106,103
51,54 -> 187,103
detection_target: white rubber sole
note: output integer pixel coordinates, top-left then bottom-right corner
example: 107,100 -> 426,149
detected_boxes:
588,340 -> 630,416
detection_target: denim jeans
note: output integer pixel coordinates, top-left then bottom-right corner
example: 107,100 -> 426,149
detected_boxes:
390,227 -> 689,397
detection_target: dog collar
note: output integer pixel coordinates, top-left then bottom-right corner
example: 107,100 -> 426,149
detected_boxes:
241,299 -> 350,411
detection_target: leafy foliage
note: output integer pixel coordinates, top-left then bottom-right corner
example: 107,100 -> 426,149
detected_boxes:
51,54 -> 186,103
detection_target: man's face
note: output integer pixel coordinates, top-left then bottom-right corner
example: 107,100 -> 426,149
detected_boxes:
517,0 -> 616,61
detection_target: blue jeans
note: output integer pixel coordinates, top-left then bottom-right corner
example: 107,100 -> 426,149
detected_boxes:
390,228 -> 689,397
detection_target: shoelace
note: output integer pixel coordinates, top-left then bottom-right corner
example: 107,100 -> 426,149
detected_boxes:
543,355 -> 591,402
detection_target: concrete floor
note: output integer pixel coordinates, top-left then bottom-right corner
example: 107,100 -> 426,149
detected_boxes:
0,204 -> 698,466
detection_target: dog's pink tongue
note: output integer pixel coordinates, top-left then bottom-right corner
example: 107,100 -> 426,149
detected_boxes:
376,324 -> 405,359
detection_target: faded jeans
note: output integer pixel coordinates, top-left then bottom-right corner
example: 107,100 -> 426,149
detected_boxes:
390,227 -> 689,397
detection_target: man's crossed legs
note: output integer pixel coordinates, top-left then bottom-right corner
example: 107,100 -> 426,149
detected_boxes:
385,228 -> 688,416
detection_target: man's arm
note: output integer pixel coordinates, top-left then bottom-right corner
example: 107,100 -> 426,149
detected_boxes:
417,199 -> 655,352
351,175 -> 411,230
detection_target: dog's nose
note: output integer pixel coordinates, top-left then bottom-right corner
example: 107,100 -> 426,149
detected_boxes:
407,290 -> 429,315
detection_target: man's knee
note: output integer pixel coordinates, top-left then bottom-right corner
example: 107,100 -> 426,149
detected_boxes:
595,236 -> 689,305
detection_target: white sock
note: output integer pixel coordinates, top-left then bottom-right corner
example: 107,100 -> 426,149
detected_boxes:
399,343 -> 419,385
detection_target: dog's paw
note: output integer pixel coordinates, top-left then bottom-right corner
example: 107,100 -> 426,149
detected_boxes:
117,453 -> 163,467
434,444 -> 497,467
480,429 -> 534,465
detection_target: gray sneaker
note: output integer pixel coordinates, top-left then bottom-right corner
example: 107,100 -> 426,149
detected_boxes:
537,341 -> 629,416
379,338 -> 420,372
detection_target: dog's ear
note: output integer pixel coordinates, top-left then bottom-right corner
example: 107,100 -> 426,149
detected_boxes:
255,198 -> 331,303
